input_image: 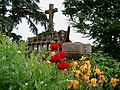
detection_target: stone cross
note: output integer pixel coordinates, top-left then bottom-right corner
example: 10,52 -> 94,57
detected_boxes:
45,4 -> 58,31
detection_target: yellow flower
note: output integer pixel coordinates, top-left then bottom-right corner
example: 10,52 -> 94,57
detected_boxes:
73,80 -> 79,89
87,68 -> 91,76
71,61 -> 78,71
95,68 -> 101,75
80,64 -> 87,72
110,78 -> 119,87
83,75 -> 90,84
99,75 -> 107,82
91,78 -> 97,87
51,51 -> 56,56
45,52 -> 56,61
73,61 -> 78,67
84,60 -> 91,68
75,70 -> 81,78
67,80 -> 79,89
67,80 -> 73,89
98,75 -> 107,86
80,56 -> 87,61
98,80 -> 103,86
94,68 -> 104,76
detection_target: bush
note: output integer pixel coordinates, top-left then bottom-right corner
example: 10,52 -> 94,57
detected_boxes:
0,33 -> 73,90
89,52 -> 120,89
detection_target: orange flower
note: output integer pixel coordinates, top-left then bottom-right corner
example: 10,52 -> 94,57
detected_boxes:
80,64 -> 87,72
73,80 -> 79,89
91,78 -> 97,87
83,75 -> 90,84
67,80 -> 79,89
73,61 -> 78,67
75,70 -> 81,78
67,80 -> 73,89
110,78 -> 119,87
94,68 -> 104,76
99,75 -> 107,82
84,60 -> 91,68
71,61 -> 78,71
87,68 -> 91,76
80,56 -> 87,61
98,75 -> 107,86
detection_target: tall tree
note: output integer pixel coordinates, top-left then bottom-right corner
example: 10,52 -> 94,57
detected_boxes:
63,0 -> 120,60
0,0 -> 48,41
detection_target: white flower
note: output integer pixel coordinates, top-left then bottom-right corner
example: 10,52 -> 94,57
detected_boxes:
40,81 -> 44,84
45,84 -> 47,86
46,61 -> 51,63
17,51 -> 21,54
25,83 -> 28,85
64,69 -> 67,71
66,79 -> 69,81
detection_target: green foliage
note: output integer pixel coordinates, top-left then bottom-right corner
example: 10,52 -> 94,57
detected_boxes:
0,33 -> 73,90
89,52 -> 120,75
89,52 -> 120,89
0,33 -> 120,90
63,0 -> 120,60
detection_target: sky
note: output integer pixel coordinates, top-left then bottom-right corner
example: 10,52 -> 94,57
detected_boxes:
13,0 -> 93,44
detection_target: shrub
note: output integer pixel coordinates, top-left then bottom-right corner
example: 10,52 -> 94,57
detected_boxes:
0,33 -> 73,90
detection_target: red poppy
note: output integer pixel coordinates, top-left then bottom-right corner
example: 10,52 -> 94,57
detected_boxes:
57,61 -> 69,70
50,54 -> 63,63
50,55 -> 57,62
50,43 -> 59,50
55,54 -> 62,62
57,51 -> 66,59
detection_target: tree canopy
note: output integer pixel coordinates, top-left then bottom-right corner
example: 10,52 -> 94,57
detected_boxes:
0,0 -> 48,41
63,0 -> 120,60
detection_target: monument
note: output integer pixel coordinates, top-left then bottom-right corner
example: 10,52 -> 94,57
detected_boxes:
28,4 -> 92,59
45,4 -> 58,31
62,42 -> 91,59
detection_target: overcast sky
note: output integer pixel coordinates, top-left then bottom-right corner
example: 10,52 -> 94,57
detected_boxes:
13,0 -> 93,44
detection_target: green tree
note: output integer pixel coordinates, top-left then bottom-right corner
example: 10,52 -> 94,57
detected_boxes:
0,0 -> 48,41
63,0 -> 120,60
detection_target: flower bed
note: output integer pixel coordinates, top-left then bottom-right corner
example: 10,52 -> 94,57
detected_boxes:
0,33 -> 120,90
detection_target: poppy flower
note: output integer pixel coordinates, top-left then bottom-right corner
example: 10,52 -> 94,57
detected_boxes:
50,55 -> 57,62
50,43 -> 59,50
57,61 -> 69,70
57,51 -> 66,59
55,54 -> 62,62
50,54 -> 62,63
